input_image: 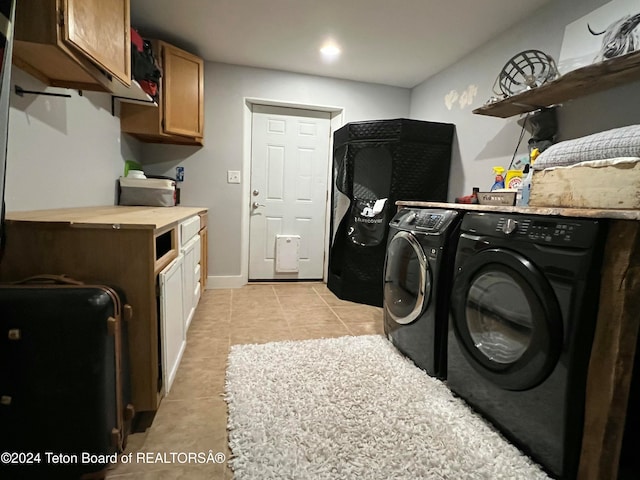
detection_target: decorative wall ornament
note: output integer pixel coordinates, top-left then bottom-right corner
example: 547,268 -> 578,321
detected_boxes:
444,85 -> 478,111
444,90 -> 459,110
588,12 -> 640,62
459,84 -> 478,109
558,0 -> 640,73
492,50 -> 559,99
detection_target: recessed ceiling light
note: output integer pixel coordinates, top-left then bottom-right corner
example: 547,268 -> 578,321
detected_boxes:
320,40 -> 342,62
320,44 -> 341,56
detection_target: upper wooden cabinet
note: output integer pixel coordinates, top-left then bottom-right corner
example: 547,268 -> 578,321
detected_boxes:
120,40 -> 205,146
13,0 -> 131,92
163,43 -> 205,138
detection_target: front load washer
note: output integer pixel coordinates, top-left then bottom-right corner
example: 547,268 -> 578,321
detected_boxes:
383,208 -> 461,378
447,212 -> 606,479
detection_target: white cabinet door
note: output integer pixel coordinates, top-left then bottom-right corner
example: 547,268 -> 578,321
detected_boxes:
159,255 -> 186,394
192,234 -> 202,315
182,235 -> 200,332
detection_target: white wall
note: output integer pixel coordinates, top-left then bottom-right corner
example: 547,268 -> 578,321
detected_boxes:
5,68 -> 141,211
410,0 -> 640,200
142,62 -> 411,280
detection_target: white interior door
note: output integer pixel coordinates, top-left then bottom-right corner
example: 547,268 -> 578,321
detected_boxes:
249,105 -> 331,280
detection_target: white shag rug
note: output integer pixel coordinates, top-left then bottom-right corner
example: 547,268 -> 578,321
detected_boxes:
225,335 -> 550,479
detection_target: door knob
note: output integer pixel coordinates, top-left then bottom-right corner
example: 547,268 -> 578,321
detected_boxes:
253,202 -> 266,208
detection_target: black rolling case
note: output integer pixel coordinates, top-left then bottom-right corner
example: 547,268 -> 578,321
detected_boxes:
0,275 -> 134,479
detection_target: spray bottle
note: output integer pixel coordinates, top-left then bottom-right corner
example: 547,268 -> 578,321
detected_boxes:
517,148 -> 539,206
491,167 -> 505,191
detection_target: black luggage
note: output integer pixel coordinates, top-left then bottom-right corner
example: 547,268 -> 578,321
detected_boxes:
0,275 -> 134,479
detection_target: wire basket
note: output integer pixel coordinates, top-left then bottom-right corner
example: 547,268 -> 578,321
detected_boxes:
493,50 -> 559,98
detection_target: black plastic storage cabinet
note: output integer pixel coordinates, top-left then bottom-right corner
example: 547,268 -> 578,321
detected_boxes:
327,118 -> 455,307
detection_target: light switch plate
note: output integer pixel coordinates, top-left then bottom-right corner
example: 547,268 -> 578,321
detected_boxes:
227,170 -> 241,184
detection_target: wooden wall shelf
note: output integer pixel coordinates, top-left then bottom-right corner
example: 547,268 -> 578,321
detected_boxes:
473,50 -> 640,118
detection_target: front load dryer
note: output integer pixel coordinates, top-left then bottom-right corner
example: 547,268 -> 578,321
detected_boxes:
383,208 -> 461,378
447,212 -> 606,479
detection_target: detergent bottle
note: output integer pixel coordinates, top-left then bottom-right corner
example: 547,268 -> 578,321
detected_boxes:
505,169 -> 523,189
517,164 -> 531,206
491,167 -> 505,191
517,148 -> 539,206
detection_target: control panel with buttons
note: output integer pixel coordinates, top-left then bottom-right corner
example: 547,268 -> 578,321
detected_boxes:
461,212 -> 600,250
395,208 -> 458,235
494,216 -> 587,245
415,213 -> 443,230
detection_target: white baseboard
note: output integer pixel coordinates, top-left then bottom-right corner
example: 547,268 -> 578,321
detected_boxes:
206,275 -> 247,289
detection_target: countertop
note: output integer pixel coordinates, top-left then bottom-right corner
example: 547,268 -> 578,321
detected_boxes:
396,201 -> 640,221
5,206 -> 208,230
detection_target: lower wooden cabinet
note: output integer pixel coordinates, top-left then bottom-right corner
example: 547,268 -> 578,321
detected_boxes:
0,207 -> 208,413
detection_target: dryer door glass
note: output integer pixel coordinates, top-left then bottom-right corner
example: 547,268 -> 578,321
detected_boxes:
383,231 -> 431,325
451,248 -> 562,391
466,270 -> 533,364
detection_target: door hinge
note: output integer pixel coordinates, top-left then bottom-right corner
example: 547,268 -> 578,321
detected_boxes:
58,9 -> 64,27
161,119 -> 165,131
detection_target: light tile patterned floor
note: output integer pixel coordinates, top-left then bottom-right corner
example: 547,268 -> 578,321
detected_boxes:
106,282 -> 384,479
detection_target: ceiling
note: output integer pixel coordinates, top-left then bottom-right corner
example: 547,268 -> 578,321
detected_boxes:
130,0 -> 554,89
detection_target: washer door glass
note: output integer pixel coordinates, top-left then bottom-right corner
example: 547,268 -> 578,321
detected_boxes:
451,248 -> 562,391
384,231 -> 431,325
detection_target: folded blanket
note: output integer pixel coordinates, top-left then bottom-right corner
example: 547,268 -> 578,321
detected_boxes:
537,156 -> 640,171
533,124 -> 640,170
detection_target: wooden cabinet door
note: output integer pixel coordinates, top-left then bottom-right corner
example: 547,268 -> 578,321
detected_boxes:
162,42 -> 204,138
63,0 -> 131,86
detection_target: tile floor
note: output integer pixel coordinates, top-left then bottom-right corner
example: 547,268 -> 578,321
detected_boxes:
107,282 -> 384,479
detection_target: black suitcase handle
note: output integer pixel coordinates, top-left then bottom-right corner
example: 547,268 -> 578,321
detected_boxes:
11,274 -> 84,286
